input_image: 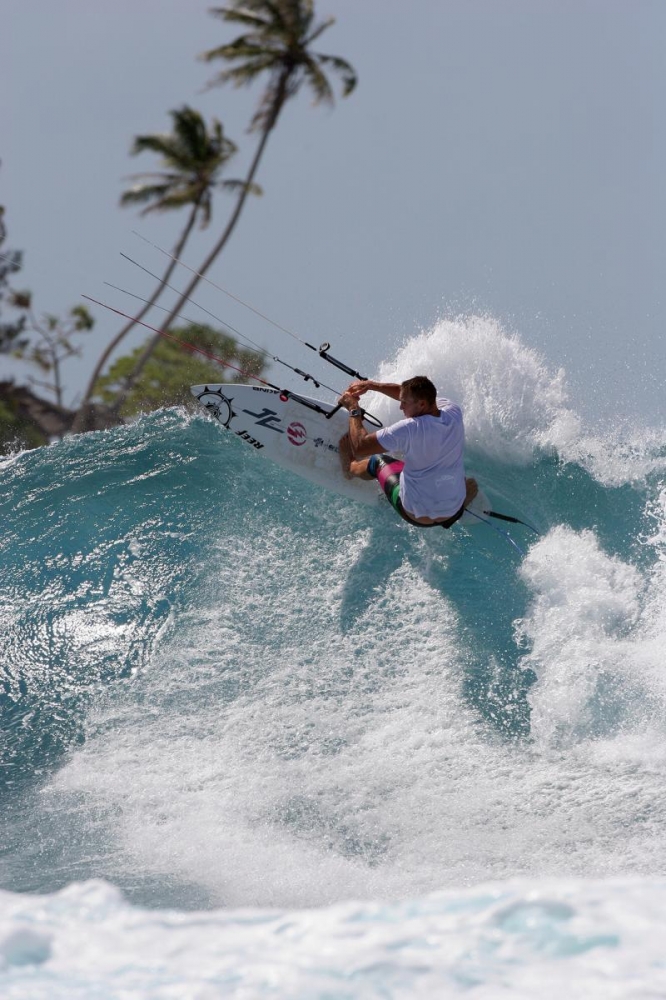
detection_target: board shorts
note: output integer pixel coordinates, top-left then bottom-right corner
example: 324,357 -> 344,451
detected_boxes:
367,454 -> 466,529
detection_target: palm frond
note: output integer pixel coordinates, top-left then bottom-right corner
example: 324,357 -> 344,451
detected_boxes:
208,7 -> 272,31
131,134 -> 181,158
220,179 -> 263,195
171,106 -> 210,160
205,55 -> 280,90
123,171 -> 185,183
301,60 -> 334,105
263,0 -> 293,35
314,53 -> 357,97
232,0 -> 290,29
134,140 -> 199,175
298,0 -> 315,34
201,37 -> 275,64
121,104 -> 241,225
119,183 -> 173,208
304,15 -> 334,47
144,189 -> 203,213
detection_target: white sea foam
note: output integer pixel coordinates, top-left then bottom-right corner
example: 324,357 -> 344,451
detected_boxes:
42,482 -> 666,913
517,526 -> 644,745
0,876 -> 665,998
371,314 -> 580,462
518,491 -> 666,748
367,314 -> 666,484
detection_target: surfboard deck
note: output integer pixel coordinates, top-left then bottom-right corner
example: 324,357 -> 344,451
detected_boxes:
190,384 -> 489,526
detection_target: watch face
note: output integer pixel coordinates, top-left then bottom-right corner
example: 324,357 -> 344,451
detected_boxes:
194,387 -> 235,428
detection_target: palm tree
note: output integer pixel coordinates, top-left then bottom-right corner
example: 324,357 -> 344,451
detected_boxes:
108,0 -> 356,417
74,105 -> 254,430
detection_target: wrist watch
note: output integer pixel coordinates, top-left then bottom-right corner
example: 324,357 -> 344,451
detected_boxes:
349,408 -> 363,418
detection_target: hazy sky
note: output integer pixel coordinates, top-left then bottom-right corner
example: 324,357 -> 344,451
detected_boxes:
2,0 -> 664,424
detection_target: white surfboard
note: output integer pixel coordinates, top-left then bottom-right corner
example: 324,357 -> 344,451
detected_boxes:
190,383 -> 489,525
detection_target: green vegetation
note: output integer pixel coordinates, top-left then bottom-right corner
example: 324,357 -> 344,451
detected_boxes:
0,396 -> 47,452
95,323 -> 267,418
0,274 -> 96,448
0,201 -> 28,354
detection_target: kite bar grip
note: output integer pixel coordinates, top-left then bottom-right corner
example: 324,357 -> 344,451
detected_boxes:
317,342 -> 368,381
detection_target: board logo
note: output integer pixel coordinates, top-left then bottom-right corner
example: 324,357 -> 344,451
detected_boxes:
287,421 -> 307,446
242,406 -> 283,433
195,388 -> 234,428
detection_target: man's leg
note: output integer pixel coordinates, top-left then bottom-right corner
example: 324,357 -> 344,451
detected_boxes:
339,433 -> 373,480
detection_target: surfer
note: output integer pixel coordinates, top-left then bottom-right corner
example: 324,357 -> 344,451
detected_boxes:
338,376 -> 477,528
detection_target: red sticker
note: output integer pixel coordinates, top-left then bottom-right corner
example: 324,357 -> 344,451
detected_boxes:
287,421 -> 307,446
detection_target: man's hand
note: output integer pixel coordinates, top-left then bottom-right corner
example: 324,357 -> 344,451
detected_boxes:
337,390 -> 361,411
346,380 -> 375,397
345,380 -> 402,402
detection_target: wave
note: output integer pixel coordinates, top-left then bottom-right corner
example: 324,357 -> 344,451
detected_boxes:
373,314 -> 666,484
0,314 -> 665,918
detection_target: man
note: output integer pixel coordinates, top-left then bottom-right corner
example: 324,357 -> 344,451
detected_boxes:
338,375 -> 477,528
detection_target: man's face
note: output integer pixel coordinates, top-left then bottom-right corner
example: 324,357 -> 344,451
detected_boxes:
399,390 -> 425,418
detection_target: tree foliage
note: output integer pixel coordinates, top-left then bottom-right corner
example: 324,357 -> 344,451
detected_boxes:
0,203 -> 29,354
94,323 -> 267,417
13,300 -> 95,408
119,104 -> 258,226
0,395 -> 48,452
203,0 -> 357,131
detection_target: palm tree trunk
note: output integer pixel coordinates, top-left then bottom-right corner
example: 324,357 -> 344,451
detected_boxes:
71,203 -> 200,432
108,77 -> 289,418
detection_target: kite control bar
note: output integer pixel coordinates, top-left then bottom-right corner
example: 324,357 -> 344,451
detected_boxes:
305,341 -> 369,381
302,341 -> 382,426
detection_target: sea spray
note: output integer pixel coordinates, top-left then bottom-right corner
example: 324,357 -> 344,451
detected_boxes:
0,314 -> 665,996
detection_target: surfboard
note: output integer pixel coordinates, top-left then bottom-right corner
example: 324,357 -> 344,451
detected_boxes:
190,383 -> 490,526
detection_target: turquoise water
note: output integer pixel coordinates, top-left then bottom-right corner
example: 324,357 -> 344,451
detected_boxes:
0,317 -> 665,995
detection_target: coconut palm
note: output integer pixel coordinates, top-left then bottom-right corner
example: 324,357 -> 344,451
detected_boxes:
204,0 -> 357,131
109,0 -> 356,416
75,105 -> 255,430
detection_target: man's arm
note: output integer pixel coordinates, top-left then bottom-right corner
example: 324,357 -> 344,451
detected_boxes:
337,390 -> 385,458
348,416 -> 383,458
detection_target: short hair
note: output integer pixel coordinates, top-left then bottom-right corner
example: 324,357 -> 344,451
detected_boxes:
401,375 -> 437,406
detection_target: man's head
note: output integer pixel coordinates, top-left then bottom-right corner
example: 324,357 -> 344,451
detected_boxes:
399,375 -> 437,417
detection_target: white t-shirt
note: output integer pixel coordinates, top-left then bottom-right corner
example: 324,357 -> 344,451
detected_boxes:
375,397 -> 466,518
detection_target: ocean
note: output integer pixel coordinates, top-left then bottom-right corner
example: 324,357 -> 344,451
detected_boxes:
1,315 -> 665,998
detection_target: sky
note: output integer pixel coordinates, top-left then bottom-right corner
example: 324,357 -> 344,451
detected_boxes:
2,0 -> 664,426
